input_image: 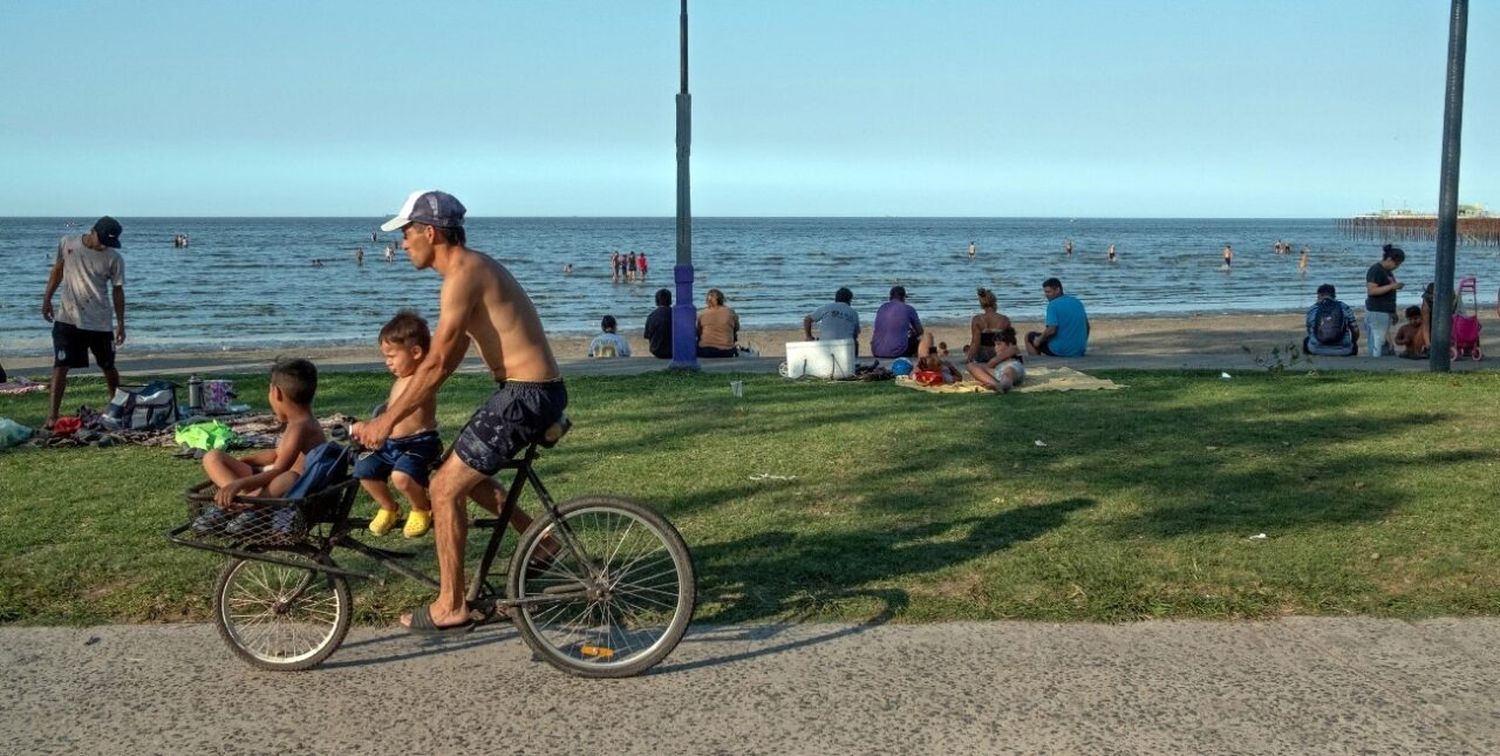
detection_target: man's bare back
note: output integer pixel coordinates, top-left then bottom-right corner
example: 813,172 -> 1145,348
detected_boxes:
440,249 -> 559,383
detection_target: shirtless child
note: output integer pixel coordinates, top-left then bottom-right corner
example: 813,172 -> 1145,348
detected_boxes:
354,191 -> 566,634
966,327 -> 1025,393
357,311 -> 442,538
194,358 -> 326,532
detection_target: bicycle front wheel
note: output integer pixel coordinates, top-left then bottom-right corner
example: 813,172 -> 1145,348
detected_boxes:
507,496 -> 696,678
213,551 -> 351,671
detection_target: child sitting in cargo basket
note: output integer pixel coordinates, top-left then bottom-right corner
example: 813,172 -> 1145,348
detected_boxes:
202,358 -> 327,506
357,310 -> 443,538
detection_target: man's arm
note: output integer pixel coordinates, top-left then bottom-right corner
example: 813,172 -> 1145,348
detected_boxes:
112,285 -> 126,345
357,279 -> 471,447
41,245 -> 63,321
803,316 -> 815,340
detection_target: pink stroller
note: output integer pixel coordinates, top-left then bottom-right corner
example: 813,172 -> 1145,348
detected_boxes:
1451,277 -> 1483,361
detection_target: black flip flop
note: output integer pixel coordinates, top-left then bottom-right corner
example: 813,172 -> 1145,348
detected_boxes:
404,605 -> 474,636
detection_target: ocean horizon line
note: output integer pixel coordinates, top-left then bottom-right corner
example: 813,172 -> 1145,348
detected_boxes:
0,215 -> 1349,222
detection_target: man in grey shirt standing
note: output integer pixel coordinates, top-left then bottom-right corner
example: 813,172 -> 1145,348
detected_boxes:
41,216 -> 127,427
804,287 -> 861,353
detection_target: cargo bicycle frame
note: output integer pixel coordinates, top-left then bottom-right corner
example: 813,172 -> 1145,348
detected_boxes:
167,418 -> 696,677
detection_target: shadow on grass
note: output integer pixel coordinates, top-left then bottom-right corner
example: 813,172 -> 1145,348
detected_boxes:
695,497 -> 1096,624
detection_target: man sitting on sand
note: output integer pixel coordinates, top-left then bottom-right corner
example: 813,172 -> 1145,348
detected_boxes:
644,289 -> 673,359
871,286 -> 923,359
1303,283 -> 1358,357
1025,278 -> 1088,357
804,287 -> 860,351
588,315 -> 632,358
354,190 -> 566,634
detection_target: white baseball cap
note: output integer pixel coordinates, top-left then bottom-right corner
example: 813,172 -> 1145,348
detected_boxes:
380,190 -> 467,232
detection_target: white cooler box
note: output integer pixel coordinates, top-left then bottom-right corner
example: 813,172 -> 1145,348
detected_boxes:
782,339 -> 856,379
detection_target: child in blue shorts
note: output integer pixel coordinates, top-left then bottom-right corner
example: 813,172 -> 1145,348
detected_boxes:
357,311 -> 442,537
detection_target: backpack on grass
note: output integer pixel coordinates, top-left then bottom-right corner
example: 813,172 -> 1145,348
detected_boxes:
101,381 -> 180,431
1314,300 -> 1348,345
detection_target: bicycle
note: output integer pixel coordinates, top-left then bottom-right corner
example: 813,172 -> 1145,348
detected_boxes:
167,416 -> 696,677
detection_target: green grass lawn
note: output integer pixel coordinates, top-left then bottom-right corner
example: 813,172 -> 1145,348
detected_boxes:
2,369 -> 1499,626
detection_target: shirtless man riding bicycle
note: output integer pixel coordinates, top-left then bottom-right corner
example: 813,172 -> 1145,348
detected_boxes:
353,190 -> 567,633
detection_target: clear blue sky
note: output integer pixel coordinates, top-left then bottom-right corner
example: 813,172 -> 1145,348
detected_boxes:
2,0 -> 1495,217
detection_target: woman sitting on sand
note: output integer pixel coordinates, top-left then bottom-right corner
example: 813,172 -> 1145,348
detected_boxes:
696,288 -> 742,358
963,287 -> 1012,364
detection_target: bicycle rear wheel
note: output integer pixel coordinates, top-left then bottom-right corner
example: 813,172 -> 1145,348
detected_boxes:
213,551 -> 351,671
507,495 -> 695,678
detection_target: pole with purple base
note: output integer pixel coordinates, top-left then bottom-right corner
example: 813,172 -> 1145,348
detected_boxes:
669,0 -> 699,370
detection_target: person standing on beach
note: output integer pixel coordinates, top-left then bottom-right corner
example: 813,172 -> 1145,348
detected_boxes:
870,286 -> 924,359
353,190 -> 566,633
41,217 -> 127,427
637,251 -> 648,278
610,251 -> 621,283
627,251 -> 638,283
1107,244 -> 1117,263
1298,247 -> 1309,274
1364,244 -> 1405,357
968,241 -> 977,260
356,247 -> 365,266
1064,239 -> 1073,256
1222,244 -> 1233,270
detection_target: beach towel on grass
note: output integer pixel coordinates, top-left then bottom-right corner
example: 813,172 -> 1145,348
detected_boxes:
0,379 -> 47,396
894,366 -> 1124,395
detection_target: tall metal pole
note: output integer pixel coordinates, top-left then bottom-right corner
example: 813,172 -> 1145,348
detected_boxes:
1429,0 -> 1468,372
669,0 -> 700,370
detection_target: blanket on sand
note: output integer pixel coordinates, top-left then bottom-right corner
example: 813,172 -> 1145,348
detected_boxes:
894,366 -> 1123,394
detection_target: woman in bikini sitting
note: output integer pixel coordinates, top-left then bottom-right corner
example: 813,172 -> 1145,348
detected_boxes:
962,287 -> 1012,364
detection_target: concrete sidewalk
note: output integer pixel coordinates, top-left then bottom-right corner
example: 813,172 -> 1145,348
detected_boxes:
3,618 -> 1496,754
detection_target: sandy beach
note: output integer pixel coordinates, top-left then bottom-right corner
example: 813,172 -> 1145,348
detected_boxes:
3,311 -> 1483,376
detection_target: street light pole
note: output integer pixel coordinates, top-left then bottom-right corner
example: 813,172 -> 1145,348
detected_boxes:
669,0 -> 700,370
1429,0 -> 1468,372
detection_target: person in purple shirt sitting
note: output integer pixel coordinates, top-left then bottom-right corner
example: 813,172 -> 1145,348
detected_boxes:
870,286 -> 924,359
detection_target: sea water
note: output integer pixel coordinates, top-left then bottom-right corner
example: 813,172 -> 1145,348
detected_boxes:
1,217 -> 1495,352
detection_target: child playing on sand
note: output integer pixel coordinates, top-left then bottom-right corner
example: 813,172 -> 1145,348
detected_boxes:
966,327 -> 1025,393
356,311 -> 442,537
912,332 -> 963,385
1393,306 -> 1429,359
196,358 -> 327,528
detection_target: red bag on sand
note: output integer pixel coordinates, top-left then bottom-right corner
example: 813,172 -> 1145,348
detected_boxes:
51,417 -> 82,435
913,369 -> 946,386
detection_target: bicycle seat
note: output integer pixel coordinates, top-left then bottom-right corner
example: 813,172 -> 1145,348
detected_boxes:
538,415 -> 571,448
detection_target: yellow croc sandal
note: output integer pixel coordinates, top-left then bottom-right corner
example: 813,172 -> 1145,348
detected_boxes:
403,508 -> 432,539
369,508 -> 400,537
